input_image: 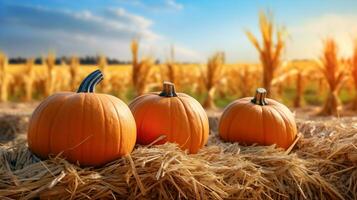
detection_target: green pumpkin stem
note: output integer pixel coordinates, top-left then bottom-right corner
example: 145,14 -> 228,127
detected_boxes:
251,88 -> 268,106
159,81 -> 177,97
77,70 -> 104,93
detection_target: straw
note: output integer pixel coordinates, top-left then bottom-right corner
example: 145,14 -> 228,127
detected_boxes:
0,117 -> 356,199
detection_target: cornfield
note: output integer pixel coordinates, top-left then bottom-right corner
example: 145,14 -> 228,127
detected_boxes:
0,12 -> 356,116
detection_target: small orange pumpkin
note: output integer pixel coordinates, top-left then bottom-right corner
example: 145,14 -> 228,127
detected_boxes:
129,82 -> 209,153
27,70 -> 136,166
218,88 -> 297,149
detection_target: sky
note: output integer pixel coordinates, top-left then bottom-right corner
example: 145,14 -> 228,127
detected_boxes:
1,0 -> 357,63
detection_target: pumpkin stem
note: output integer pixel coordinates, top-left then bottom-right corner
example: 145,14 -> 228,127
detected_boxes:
251,88 -> 268,105
77,70 -> 104,93
159,81 -> 177,97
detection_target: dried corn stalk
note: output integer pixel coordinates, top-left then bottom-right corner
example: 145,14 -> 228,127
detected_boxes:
23,58 -> 34,101
165,45 -> 181,89
350,39 -> 357,110
68,56 -> 79,90
246,11 -> 286,96
293,71 -> 303,107
0,52 -> 9,102
110,72 -> 130,100
131,39 -> 153,96
318,39 -> 346,116
201,52 -> 225,109
44,52 -> 56,96
97,55 -> 111,92
238,65 -> 260,97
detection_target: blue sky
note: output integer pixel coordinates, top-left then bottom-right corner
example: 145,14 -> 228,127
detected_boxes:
1,0 -> 357,62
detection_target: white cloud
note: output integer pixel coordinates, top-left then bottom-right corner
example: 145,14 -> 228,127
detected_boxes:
174,45 -> 204,62
0,3 -> 201,62
0,4 -> 158,58
105,8 -> 153,29
118,0 -> 183,11
165,0 -> 183,11
287,14 -> 357,59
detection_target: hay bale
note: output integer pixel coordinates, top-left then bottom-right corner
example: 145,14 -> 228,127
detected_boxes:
207,111 -> 221,132
0,117 -> 356,199
0,114 -> 29,142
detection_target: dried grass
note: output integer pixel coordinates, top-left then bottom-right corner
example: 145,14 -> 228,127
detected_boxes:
0,117 -> 356,199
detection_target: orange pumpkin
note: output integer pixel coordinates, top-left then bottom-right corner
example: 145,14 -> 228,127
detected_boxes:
129,82 -> 209,153
218,88 -> 297,149
27,70 -> 136,166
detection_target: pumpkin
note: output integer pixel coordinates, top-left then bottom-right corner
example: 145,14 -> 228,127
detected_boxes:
218,88 -> 297,149
129,81 -> 209,153
27,70 -> 136,166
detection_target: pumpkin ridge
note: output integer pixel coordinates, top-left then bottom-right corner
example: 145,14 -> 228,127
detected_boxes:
63,94 -> 81,160
45,94 -> 73,156
105,95 -> 122,155
191,99 -> 205,150
79,93 -> 86,163
262,107 -> 273,146
48,94 -> 75,158
264,107 -> 282,147
227,101 -> 250,142
30,93 -> 63,155
272,104 -> 296,148
128,93 -> 151,110
96,94 -> 108,163
260,105 -> 266,146
273,107 -> 288,147
139,96 -> 160,144
270,105 -> 288,147
186,95 -> 208,150
176,97 -> 192,152
168,97 -> 173,144
66,95 -> 84,161
219,99 -> 245,141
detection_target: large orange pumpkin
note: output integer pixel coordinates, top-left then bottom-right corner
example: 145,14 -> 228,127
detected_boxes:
218,88 -> 297,149
27,70 -> 136,166
129,82 -> 209,153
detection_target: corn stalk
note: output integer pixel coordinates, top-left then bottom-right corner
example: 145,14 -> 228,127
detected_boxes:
44,52 -> 56,96
246,11 -> 286,96
97,55 -> 111,92
318,39 -> 346,116
0,52 -> 9,102
230,65 -> 260,97
351,39 -> 357,110
69,56 -> 80,90
165,45 -> 181,89
24,58 -> 34,101
201,52 -> 225,109
131,39 -> 153,96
